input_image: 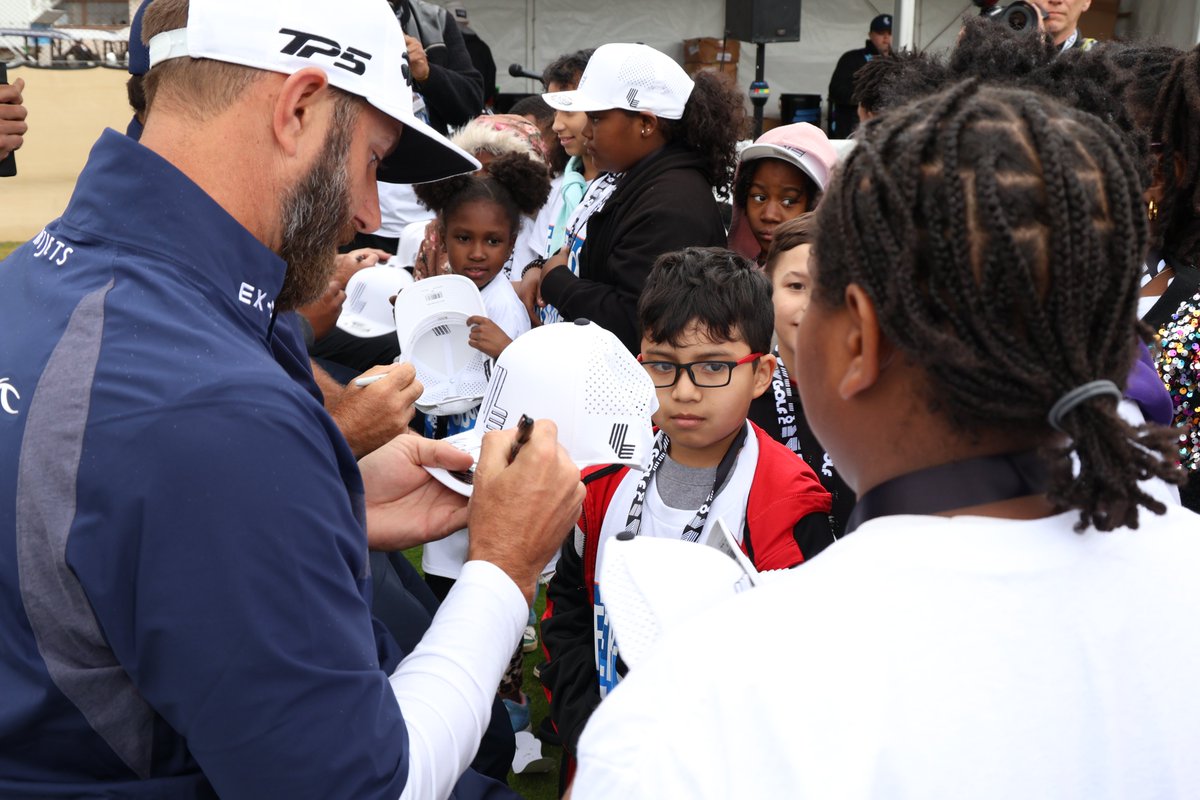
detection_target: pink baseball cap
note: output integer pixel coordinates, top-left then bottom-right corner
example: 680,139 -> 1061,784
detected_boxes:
728,123 -> 838,260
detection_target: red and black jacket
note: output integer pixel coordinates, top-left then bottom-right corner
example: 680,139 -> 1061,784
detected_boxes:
540,422 -> 835,758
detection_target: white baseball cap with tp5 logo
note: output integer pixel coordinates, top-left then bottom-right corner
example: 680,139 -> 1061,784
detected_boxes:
146,0 -> 480,183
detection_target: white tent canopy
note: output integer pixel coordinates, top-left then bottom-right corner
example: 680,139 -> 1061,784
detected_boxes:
463,0 -> 1200,117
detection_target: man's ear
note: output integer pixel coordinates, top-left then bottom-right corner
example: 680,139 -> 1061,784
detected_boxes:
838,283 -> 887,400
749,351 -> 777,400
272,67 -> 331,159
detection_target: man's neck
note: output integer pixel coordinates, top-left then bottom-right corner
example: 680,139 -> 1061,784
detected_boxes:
139,113 -> 281,251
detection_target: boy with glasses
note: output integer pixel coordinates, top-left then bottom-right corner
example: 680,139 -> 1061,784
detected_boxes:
540,247 -> 834,777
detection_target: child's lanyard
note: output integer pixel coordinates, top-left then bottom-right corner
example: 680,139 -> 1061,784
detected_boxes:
622,425 -> 748,543
772,359 -> 800,456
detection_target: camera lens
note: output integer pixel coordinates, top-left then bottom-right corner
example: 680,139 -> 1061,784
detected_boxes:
1004,7 -> 1032,30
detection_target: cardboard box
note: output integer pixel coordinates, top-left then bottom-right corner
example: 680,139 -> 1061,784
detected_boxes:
683,37 -> 740,64
684,61 -> 738,78
1079,0 -> 1118,40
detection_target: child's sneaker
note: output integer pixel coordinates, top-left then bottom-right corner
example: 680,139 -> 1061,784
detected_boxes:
512,730 -> 555,774
503,693 -> 531,733
522,623 -> 538,653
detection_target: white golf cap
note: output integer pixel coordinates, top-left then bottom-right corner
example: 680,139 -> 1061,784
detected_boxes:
394,274 -> 491,416
425,319 -> 659,496
597,533 -> 748,670
335,265 -> 414,338
542,43 -> 694,120
145,0 -> 480,184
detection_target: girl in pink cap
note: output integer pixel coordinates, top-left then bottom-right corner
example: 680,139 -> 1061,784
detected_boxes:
727,122 -> 838,267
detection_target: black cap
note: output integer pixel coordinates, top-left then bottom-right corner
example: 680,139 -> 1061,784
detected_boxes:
870,14 -> 893,32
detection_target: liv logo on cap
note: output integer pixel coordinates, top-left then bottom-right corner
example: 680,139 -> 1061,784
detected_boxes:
425,320 -> 659,496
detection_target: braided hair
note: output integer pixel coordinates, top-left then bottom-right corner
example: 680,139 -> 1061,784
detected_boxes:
1150,45 -> 1200,267
413,152 -> 551,241
882,19 -> 1140,173
813,81 -> 1182,531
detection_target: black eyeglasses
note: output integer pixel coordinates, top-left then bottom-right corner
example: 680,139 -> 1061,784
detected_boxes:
637,352 -> 764,388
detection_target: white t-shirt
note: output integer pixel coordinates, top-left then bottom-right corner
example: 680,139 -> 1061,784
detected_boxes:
422,275 -> 531,580
572,503 -> 1200,800
509,214 -> 544,280
536,172 -> 568,257
376,183 -> 435,239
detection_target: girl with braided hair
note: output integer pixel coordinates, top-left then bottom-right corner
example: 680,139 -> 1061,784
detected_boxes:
565,82 -> 1200,800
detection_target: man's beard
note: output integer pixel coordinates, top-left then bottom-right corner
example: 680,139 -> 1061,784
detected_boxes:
275,120 -> 356,312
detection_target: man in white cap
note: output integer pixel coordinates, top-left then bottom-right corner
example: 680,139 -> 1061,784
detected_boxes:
0,1 -> 583,798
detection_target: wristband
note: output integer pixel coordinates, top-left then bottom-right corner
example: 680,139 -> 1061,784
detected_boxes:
520,257 -> 546,278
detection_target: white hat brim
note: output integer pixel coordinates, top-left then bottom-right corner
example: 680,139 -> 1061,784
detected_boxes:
542,88 -> 622,114
335,313 -> 395,339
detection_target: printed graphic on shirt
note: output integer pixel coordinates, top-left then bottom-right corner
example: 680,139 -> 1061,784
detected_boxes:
30,229 -> 74,267
0,377 -> 20,416
237,282 -> 275,315
593,584 -> 621,698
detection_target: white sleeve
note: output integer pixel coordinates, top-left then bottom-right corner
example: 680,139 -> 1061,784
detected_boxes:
482,280 -> 532,341
390,559 -> 526,800
512,214 -> 543,273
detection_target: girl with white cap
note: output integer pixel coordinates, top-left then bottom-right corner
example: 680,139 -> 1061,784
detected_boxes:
532,43 -> 744,353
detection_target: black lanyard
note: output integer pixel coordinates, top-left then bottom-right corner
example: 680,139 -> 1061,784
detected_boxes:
844,450 -> 1048,534
623,425 -> 748,542
771,360 -> 801,457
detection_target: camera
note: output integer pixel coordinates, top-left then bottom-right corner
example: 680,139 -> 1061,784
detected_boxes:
971,0 -> 1043,32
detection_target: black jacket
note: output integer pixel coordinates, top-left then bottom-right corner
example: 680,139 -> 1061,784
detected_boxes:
540,143 -> 727,352
827,40 -> 882,139
462,31 -> 497,107
386,0 -> 483,137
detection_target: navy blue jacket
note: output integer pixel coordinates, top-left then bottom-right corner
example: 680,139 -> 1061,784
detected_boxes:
0,131 -> 411,798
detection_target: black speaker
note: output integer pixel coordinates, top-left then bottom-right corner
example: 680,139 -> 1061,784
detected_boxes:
725,0 -> 801,43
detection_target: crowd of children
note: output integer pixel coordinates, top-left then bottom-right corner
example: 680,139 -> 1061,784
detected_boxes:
282,22 -> 1200,794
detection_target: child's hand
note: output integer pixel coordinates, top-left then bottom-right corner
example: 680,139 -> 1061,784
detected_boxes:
515,271 -> 543,326
414,220 -> 449,281
467,316 -> 513,359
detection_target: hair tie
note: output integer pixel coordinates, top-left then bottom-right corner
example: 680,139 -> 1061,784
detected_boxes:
1047,380 -> 1122,432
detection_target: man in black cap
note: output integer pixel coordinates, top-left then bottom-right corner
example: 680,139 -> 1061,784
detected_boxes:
827,13 -> 892,139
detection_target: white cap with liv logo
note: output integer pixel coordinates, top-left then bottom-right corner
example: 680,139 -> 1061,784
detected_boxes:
425,319 -> 659,496
542,43 -> 695,121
